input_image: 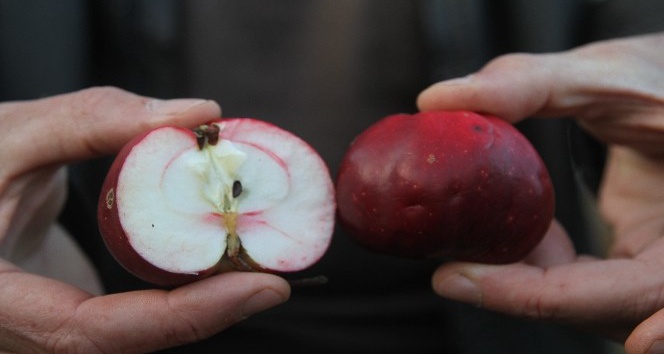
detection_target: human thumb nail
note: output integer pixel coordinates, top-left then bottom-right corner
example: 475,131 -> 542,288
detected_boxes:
439,74 -> 475,86
146,98 -> 211,115
434,273 -> 483,307
241,288 -> 289,319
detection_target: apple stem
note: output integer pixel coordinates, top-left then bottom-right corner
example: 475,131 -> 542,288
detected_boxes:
223,212 -> 253,272
225,233 -> 253,272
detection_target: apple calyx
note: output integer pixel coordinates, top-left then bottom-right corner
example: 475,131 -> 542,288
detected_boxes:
194,123 -> 221,149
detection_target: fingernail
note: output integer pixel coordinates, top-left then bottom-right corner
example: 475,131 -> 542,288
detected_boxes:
648,341 -> 664,354
147,98 -> 209,115
435,273 -> 483,307
241,288 -> 288,319
418,75 -> 474,101
439,74 -> 474,86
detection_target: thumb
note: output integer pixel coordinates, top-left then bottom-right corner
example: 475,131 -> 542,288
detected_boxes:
416,53 -> 556,123
430,221 -> 660,341
76,272 -> 290,353
626,309 -> 664,354
0,86 -> 221,175
417,34 -> 664,125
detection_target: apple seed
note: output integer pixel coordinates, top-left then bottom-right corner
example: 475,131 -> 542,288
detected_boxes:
232,180 -> 243,199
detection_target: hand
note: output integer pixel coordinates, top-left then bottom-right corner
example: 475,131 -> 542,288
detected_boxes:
0,87 -> 290,353
418,33 -> 664,353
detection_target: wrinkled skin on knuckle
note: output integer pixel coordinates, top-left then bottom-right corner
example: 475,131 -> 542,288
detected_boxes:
69,86 -> 131,116
517,291 -> 560,322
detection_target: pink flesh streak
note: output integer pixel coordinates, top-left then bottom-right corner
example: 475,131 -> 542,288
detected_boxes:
228,139 -> 290,178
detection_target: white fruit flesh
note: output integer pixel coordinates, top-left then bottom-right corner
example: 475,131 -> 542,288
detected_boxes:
197,139 -> 247,214
116,120 -> 334,274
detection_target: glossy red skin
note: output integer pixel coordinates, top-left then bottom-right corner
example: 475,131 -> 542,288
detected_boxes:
336,111 -> 555,263
98,125 -> 218,287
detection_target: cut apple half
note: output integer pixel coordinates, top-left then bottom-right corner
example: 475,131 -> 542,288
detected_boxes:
98,118 -> 335,286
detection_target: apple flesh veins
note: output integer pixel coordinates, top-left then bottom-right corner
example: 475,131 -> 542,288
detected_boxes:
336,111 -> 555,263
98,118 -> 335,286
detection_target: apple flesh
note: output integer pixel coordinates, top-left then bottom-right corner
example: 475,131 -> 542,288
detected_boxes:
335,111 -> 555,263
98,118 -> 335,286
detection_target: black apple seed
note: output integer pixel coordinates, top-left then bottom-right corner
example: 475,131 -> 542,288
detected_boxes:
232,180 -> 243,198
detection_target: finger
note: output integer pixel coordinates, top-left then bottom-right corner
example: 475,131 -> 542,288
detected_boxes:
417,34 -> 664,124
0,86 -> 221,175
432,251 -> 656,338
521,220 -> 577,268
74,272 -> 290,354
417,53 -> 557,122
626,308 -> 664,354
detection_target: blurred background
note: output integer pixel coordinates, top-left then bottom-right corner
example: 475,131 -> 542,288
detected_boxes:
2,1 -> 664,353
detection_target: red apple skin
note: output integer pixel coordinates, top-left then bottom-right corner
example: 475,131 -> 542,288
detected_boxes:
98,126 -> 218,287
335,111 -> 555,264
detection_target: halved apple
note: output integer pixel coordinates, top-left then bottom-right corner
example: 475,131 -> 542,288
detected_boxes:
98,118 -> 335,287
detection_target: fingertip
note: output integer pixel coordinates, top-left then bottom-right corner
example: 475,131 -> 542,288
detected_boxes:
8,87 -> 224,170
244,272 -> 292,304
417,53 -> 557,123
432,269 -> 483,307
241,287 -> 289,319
161,272 -> 290,344
146,98 -> 222,126
415,73 -> 523,122
416,75 -> 476,112
187,272 -> 291,321
194,272 -> 290,324
146,98 -> 216,116
74,272 -> 289,353
179,271 -> 291,301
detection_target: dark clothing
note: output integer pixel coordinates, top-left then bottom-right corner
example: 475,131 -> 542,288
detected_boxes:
3,1 -> 664,353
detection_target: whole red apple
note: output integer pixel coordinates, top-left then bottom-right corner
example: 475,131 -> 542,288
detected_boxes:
98,118 -> 335,286
335,111 -> 555,263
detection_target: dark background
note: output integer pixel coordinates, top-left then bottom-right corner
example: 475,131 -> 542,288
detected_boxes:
2,1 -> 664,353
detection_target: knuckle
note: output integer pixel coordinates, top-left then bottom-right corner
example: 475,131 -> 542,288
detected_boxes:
71,86 -> 128,114
46,320 -> 103,354
164,296 -> 210,345
518,291 -> 559,322
78,85 -> 127,99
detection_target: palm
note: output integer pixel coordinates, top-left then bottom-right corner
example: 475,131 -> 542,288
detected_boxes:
417,33 -> 664,350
